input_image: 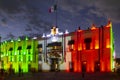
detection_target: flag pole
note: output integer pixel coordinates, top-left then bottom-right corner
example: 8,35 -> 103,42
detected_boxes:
55,0 -> 58,27
56,5 -> 57,27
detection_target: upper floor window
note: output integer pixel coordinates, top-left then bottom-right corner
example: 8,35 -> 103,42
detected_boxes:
18,46 -> 22,50
37,44 -> 42,48
68,40 -> 74,45
84,38 -> 92,50
68,40 -> 75,51
9,48 -> 13,55
9,47 -> 13,51
28,56 -> 31,61
27,45 -> 31,49
27,45 -> 31,54
17,46 -> 22,55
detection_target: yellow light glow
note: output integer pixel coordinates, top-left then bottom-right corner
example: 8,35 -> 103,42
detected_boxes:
95,45 -> 99,49
91,27 -> 96,30
78,44 -> 82,51
50,27 -> 60,36
106,44 -> 110,48
95,40 -> 99,49
71,44 -> 74,49
106,39 -> 110,48
78,30 -> 82,32
106,20 -> 112,28
91,24 -> 96,30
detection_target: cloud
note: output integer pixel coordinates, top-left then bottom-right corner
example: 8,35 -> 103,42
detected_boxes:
3,32 -> 15,40
0,0 -> 52,33
0,0 -> 22,13
58,0 -> 120,23
59,0 -> 87,15
94,0 -> 120,23
27,14 -> 52,32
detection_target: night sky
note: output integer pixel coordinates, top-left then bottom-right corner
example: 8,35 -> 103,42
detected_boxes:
0,0 -> 120,57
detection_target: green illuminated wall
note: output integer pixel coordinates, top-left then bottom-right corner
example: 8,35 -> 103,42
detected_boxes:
1,37 -> 38,73
110,23 -> 115,71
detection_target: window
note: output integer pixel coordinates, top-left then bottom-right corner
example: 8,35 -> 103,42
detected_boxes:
18,46 -> 22,55
68,40 -> 74,45
47,42 -> 61,47
28,51 -> 31,54
18,46 -> 22,50
27,45 -> 31,54
27,45 -> 31,49
28,56 -> 31,61
9,48 -> 13,55
9,48 -> 13,51
10,52 -> 12,56
68,40 -> 75,51
37,44 -> 42,48
10,57 -> 12,62
19,50 -> 21,55
84,38 -> 92,50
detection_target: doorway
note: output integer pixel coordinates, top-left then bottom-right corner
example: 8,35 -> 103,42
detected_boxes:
82,61 -> 87,72
28,64 -> 31,72
94,61 -> 100,72
50,58 -> 59,71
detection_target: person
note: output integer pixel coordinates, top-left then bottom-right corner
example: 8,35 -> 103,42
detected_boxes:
19,67 -> 21,76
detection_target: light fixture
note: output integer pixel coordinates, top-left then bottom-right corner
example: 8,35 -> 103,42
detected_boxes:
65,30 -> 69,34
33,37 -> 37,39
51,36 -> 58,42
42,33 -> 45,38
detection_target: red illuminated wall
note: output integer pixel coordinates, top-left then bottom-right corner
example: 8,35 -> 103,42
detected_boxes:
68,22 -> 112,72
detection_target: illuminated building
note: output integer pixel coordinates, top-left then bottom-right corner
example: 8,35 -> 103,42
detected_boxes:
0,20 -> 115,73
68,20 -> 115,72
1,37 -> 38,73
38,20 -> 115,72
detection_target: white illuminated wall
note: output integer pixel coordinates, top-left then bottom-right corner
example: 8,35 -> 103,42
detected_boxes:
38,33 -> 73,71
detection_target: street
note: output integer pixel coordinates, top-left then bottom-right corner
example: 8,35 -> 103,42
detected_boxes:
2,72 -> 120,80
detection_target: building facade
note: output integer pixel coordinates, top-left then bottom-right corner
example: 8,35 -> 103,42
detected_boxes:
37,21 -> 115,72
0,20 -> 115,73
1,37 -> 38,73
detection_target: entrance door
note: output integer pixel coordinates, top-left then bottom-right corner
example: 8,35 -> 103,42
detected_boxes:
69,62 -> 74,72
94,61 -> 100,72
38,63 -> 42,72
50,58 -> 59,71
82,61 -> 87,72
28,64 -> 31,72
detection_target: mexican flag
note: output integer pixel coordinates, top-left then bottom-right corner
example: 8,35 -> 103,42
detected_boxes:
49,4 -> 57,13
